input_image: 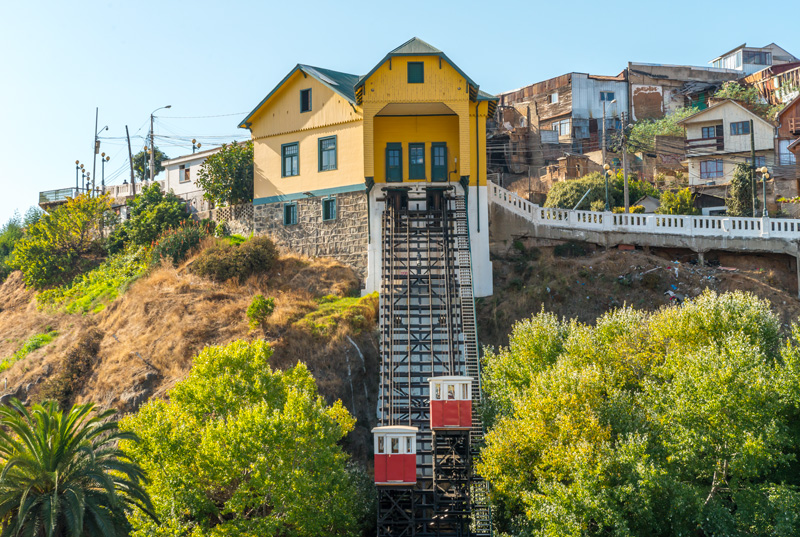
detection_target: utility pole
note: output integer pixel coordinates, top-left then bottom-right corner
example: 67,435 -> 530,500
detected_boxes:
92,108 -> 98,197
602,100 -> 608,168
750,119 -> 756,216
149,114 -> 155,182
622,111 -> 630,213
126,125 -> 136,196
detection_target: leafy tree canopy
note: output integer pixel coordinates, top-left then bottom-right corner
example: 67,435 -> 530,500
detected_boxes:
110,183 -> 190,251
0,399 -> 156,537
479,291 -> 800,537
655,188 -> 699,215
121,340 -> 373,537
627,106 -> 697,154
11,194 -> 111,288
132,146 -> 169,182
544,171 -> 659,210
196,141 -> 254,206
727,163 -> 755,217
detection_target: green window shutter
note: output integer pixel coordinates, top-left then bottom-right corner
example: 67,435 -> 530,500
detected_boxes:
318,136 -> 337,171
283,203 -> 297,225
282,143 -> 299,177
431,143 -> 447,182
408,62 -> 424,83
409,143 -> 425,180
386,143 -> 402,182
322,197 -> 337,221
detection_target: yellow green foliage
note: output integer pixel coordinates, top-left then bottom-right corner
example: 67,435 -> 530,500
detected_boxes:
121,340 -> 371,537
0,329 -> 57,373
295,293 -> 378,337
37,246 -> 151,314
480,291 -> 799,536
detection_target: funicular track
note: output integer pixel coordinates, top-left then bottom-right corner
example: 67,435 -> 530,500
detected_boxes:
376,186 -> 491,536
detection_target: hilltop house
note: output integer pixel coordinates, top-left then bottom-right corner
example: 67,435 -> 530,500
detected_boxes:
710,43 -> 799,75
776,95 -> 800,166
161,146 -> 232,216
239,38 -> 497,297
676,99 -> 775,187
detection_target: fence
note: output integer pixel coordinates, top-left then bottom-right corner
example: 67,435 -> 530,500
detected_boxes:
488,181 -> 800,241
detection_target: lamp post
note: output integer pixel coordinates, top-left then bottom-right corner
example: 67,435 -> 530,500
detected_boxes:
75,160 -> 81,195
149,105 -> 171,181
85,172 -> 91,196
603,164 -> 612,211
192,139 -> 202,153
759,166 -> 770,217
101,152 -> 110,194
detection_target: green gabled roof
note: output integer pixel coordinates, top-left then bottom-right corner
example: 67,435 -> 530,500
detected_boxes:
355,37 -> 479,95
239,64 -> 360,129
476,89 -> 498,102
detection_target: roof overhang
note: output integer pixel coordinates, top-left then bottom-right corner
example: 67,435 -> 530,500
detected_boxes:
676,99 -> 775,129
375,102 -> 457,116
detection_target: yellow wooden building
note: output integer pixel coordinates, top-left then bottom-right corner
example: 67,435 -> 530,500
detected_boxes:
239,38 -> 497,296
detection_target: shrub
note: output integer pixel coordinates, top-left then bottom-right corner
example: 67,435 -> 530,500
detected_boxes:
590,199 -> 606,212
38,246 -> 150,313
657,188 -> 700,215
246,294 -> 275,329
214,220 -> 228,237
0,329 -> 58,373
151,223 -> 208,266
192,235 -> 279,281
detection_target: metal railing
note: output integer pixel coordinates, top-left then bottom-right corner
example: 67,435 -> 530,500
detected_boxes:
488,181 -> 800,241
38,188 -> 78,204
685,135 -> 724,156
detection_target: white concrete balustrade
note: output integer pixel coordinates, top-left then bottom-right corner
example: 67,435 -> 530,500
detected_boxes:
488,181 -> 800,241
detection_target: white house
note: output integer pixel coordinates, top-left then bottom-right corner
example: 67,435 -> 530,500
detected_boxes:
677,100 -> 775,187
710,43 -> 798,75
161,146 -> 223,215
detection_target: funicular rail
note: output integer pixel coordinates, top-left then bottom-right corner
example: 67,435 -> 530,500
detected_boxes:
376,186 -> 491,537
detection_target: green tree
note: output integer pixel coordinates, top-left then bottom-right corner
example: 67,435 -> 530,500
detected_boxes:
11,194 -> 111,288
0,399 -> 156,537
0,208 -> 42,281
132,147 -> 169,182
479,291 -> 800,536
544,171 -> 658,210
109,183 -> 189,251
655,188 -> 700,215
727,163 -> 755,217
627,107 -> 697,154
121,340 -> 372,537
196,141 -> 254,206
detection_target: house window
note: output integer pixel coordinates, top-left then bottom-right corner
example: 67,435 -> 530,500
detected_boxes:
552,119 -> 570,137
431,143 -> 447,182
549,92 -> 559,104
700,159 -> 724,179
319,136 -> 337,171
409,143 -> 425,179
322,197 -> 336,221
702,125 -> 722,139
746,156 -> 767,167
408,62 -> 424,84
386,143 -> 402,182
179,164 -> 190,183
283,202 -> 298,225
300,89 -> 312,113
730,121 -> 751,136
282,143 -> 299,177
600,91 -> 615,102
743,50 -> 771,65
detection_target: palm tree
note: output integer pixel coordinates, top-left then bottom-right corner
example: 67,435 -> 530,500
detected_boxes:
0,399 -> 156,536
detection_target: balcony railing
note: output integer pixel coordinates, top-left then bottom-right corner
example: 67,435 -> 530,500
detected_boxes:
686,136 -> 724,156
789,117 -> 800,135
38,188 -> 79,205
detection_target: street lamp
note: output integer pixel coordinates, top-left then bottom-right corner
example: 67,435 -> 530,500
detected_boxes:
192,139 -> 202,153
101,152 -> 110,194
149,105 -> 171,181
75,160 -> 81,195
603,164 -> 612,211
758,166 -> 770,217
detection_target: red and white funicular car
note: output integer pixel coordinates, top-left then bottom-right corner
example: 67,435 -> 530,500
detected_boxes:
372,426 -> 417,485
428,376 -> 473,430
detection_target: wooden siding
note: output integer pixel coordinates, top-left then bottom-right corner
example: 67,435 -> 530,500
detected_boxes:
253,120 -> 364,200
361,56 -> 471,104
249,71 -> 361,139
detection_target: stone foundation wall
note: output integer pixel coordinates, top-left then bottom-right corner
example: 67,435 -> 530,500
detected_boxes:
253,190 -> 368,277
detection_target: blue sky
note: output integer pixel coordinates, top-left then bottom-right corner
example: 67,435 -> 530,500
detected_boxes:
1,0 -> 797,224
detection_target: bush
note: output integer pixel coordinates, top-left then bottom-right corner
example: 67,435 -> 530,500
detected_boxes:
246,294 -> 275,329
590,199 -> 606,212
113,183 -> 189,250
296,293 -> 379,338
0,329 -> 58,373
38,246 -> 151,314
192,235 -> 279,281
151,223 -> 209,266
656,188 -> 700,215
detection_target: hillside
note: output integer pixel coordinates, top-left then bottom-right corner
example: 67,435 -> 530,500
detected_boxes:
0,246 -> 380,460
